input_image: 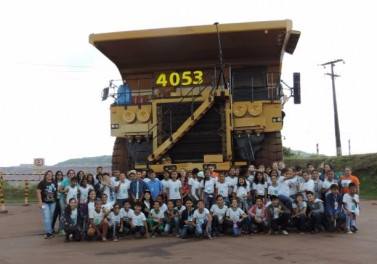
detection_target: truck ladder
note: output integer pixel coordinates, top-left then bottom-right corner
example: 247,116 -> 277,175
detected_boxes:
148,94 -> 215,162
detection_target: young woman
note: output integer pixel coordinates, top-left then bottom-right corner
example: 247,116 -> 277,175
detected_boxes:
233,177 -> 250,211
225,198 -> 250,236
107,204 -> 123,241
37,170 -> 57,239
253,172 -> 268,203
87,200 -> 109,241
248,197 -> 268,233
52,170 -> 64,234
200,169 -> 216,209
63,198 -> 82,242
180,169 -> 190,203
141,191 -> 154,218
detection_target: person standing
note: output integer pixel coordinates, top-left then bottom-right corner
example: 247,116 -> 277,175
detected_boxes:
36,170 -> 57,239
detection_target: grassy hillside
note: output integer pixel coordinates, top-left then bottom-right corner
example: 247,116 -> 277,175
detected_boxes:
54,155 -> 111,167
284,153 -> 377,198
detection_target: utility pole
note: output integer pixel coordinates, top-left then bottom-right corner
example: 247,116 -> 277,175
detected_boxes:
321,59 -> 344,156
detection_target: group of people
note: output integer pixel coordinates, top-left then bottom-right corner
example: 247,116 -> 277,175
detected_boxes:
36,161 -> 361,242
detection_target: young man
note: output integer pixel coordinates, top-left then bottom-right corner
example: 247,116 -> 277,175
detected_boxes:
166,171 -> 182,205
129,202 -> 149,238
321,170 -> 338,198
342,182 -> 360,233
115,172 -> 131,206
188,169 -> 201,203
146,170 -> 163,200
277,168 -> 293,210
306,191 -> 324,233
193,200 -> 213,239
210,195 -> 229,236
130,171 -> 147,202
325,184 -> 346,232
311,170 -> 323,201
267,195 -> 290,235
180,199 -> 196,239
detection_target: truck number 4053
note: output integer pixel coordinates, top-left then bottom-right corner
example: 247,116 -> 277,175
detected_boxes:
156,71 -> 203,87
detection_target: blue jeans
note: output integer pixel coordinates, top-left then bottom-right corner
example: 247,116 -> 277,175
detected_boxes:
195,219 -> 211,236
41,202 -> 56,234
180,224 -> 195,238
164,217 -> 179,234
59,198 -> 65,231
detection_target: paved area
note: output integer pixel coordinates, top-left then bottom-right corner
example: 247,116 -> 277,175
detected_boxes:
0,200 -> 376,264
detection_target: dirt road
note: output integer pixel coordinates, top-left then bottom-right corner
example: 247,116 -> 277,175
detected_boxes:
0,200 -> 376,264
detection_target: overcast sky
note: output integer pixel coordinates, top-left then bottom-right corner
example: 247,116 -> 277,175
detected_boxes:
0,0 -> 376,166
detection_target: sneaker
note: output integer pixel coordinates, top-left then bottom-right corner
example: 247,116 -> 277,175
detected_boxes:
351,226 -> 358,232
44,233 -> 54,239
113,237 -> 118,242
176,234 -> 181,238
102,237 -> 107,241
299,232 -> 304,235
59,230 -> 66,236
65,237 -> 70,242
347,230 -> 353,234
282,230 -> 289,235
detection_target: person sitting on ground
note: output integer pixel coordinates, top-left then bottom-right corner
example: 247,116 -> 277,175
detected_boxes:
210,195 -> 229,237
267,195 -> 290,235
180,199 -> 196,239
64,198 -> 82,242
306,191 -> 324,234
120,199 -> 134,236
107,203 -> 123,242
193,200 -> 213,239
148,201 -> 165,238
248,197 -> 268,233
225,198 -> 250,237
325,184 -> 346,232
129,202 -> 149,239
164,200 -> 180,237
342,182 -> 360,233
87,200 -> 109,241
291,193 -> 307,234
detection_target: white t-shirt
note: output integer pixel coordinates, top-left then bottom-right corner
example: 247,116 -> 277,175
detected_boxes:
255,207 -> 263,218
70,208 -> 78,225
101,202 -> 113,212
225,176 -> 238,190
167,180 -> 182,199
88,201 -> 95,213
277,176 -> 290,197
108,211 -> 122,225
160,203 -> 168,213
287,176 -> 299,196
253,182 -> 267,196
226,207 -> 245,221
66,186 -> 78,204
116,180 -> 131,200
161,179 -> 171,192
234,185 -> 249,198
175,205 -> 186,216
193,208 -> 210,225
343,193 -> 360,216
149,208 -> 165,222
143,178 -> 151,184
120,208 -> 134,222
89,209 -> 105,225
130,211 -> 147,226
78,186 -> 91,203
216,181 -> 230,197
210,204 -> 228,220
292,201 -> 307,212
299,179 -> 314,200
201,178 -> 216,194
322,179 -> 337,196
268,185 -> 279,196
188,178 -> 200,200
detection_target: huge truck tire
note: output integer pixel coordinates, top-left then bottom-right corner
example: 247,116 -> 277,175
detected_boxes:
112,137 -> 132,173
254,131 -> 283,166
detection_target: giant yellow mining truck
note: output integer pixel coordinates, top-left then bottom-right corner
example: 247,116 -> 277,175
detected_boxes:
89,20 -> 301,174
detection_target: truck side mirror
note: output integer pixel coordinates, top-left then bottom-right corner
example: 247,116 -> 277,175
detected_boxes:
101,87 -> 109,101
293,72 -> 301,104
